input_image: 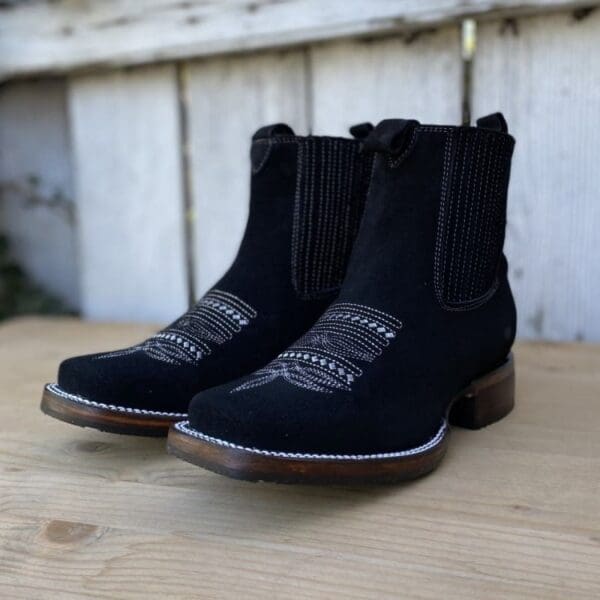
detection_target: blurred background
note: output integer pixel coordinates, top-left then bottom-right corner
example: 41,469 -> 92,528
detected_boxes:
0,0 -> 599,341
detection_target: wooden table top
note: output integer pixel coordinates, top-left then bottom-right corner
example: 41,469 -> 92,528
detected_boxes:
1,317 -> 599,599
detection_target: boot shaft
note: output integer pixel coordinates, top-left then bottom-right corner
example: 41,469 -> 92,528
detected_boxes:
218,124 -> 373,303
344,115 -> 515,320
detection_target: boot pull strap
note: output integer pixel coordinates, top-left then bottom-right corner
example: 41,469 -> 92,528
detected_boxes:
349,122 -> 374,140
476,112 -> 508,133
250,123 -> 295,174
252,123 -> 295,140
362,119 -> 420,155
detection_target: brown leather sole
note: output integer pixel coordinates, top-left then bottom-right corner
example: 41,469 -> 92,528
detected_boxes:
167,355 -> 515,484
40,384 -> 186,437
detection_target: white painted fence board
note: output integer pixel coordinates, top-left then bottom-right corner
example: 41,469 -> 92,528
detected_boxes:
1,0 -> 598,81
473,10 -> 600,341
310,28 -> 462,135
0,79 -> 79,309
186,50 -> 308,296
69,65 -> 188,323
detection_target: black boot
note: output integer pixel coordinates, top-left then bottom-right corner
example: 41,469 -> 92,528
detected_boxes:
169,114 -> 517,483
41,124 -> 374,435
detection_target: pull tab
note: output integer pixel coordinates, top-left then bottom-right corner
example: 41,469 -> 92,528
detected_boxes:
349,122 -> 374,140
251,123 -> 295,173
476,112 -> 508,133
252,123 -> 295,141
363,119 -> 420,155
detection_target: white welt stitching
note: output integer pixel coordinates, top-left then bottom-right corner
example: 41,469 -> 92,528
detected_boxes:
46,384 -> 187,418
173,420 -> 448,461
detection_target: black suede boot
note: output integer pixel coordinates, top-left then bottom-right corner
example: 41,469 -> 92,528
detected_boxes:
41,124 -> 374,435
169,113 -> 517,483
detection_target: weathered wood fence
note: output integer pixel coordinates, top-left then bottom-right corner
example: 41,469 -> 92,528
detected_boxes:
1,0 -> 599,340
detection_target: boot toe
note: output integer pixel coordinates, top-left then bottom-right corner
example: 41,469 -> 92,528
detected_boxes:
56,350 -> 194,414
57,354 -> 114,402
187,378 -> 440,456
187,383 -> 350,454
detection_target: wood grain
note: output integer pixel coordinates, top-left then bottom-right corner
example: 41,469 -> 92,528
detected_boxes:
0,316 -> 598,598
1,0 -> 598,81
68,65 -> 188,323
310,27 -> 462,135
472,10 -> 600,341
186,50 -> 308,296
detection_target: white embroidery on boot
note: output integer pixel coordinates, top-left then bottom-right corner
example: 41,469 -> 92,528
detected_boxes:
232,303 -> 401,394
95,290 -> 256,366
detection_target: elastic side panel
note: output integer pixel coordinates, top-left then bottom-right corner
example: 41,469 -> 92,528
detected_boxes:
435,129 -> 514,310
292,139 -> 373,299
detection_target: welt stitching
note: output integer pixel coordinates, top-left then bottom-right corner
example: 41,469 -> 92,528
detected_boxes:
47,384 -> 187,418
174,420 -> 447,461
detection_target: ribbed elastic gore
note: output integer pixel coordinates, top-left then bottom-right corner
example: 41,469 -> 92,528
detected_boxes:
436,129 -> 513,308
291,138 -> 372,299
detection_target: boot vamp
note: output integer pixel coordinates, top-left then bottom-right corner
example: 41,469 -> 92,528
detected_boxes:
187,289 -> 513,455
58,351 -> 200,414
56,293 -> 330,414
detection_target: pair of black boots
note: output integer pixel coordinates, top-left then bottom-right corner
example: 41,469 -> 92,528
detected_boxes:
42,114 -> 517,484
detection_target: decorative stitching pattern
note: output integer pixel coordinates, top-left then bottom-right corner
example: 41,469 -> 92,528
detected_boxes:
434,129 -> 514,311
174,419 -> 447,461
232,302 -> 401,394
95,290 -> 256,366
291,138 -> 373,299
46,384 -> 187,418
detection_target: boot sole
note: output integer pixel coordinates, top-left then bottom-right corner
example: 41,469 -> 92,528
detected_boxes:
40,383 -> 185,437
167,355 -> 515,484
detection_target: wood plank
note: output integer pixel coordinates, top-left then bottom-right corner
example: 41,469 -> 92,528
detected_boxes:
0,316 -> 599,598
1,0 -> 598,81
0,78 -> 79,309
472,10 -> 600,341
68,65 -> 188,323
310,27 -> 462,136
186,50 -> 308,296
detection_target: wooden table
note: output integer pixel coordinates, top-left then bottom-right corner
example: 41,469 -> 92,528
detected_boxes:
1,317 -> 599,599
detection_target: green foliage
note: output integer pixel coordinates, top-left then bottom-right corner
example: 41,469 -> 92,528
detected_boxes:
0,234 -> 72,321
